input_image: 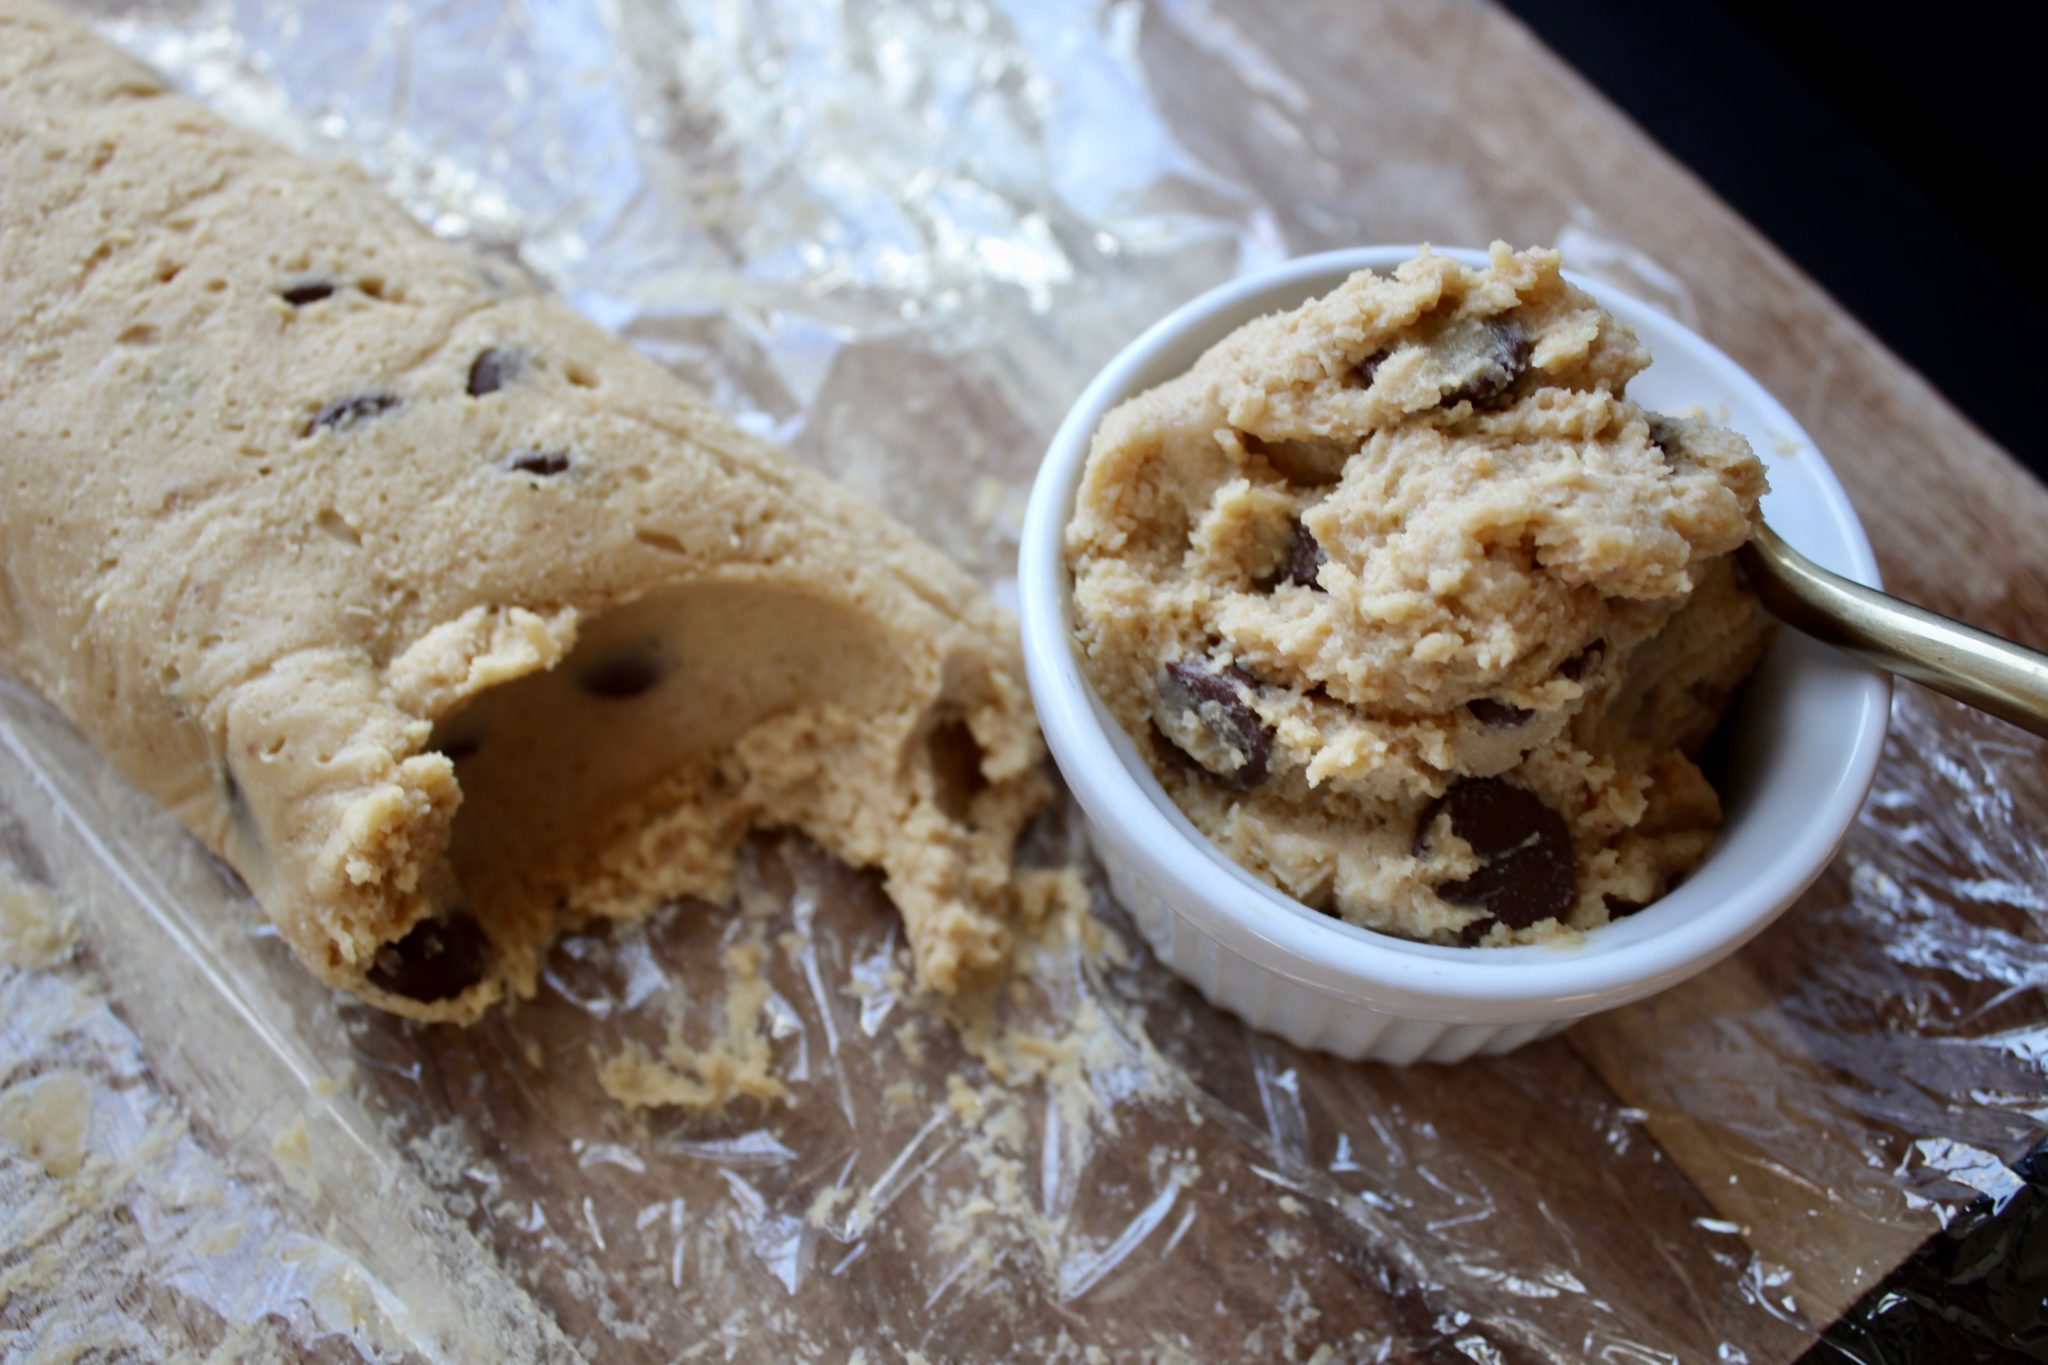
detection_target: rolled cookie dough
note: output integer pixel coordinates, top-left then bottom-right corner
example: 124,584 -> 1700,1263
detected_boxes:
1066,244 -> 1770,945
0,0 -> 1047,1022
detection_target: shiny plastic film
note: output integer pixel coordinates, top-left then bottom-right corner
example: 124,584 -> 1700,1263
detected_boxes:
3,1 -> 2044,1361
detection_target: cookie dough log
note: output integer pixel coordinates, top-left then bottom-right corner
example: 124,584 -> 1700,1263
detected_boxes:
0,0 -> 1048,1022
1066,244 -> 1769,946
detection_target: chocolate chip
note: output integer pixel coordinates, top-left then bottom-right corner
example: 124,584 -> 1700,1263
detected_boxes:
1440,317 -> 1529,411
1221,661 -> 1263,689
280,280 -> 335,306
369,911 -> 490,1003
467,348 -> 517,397
578,648 -> 664,700
1416,776 -> 1577,929
1466,698 -> 1534,728
505,450 -> 572,477
304,393 -> 398,436
1560,640 -> 1605,682
1270,518 -> 1327,590
1603,894 -> 1648,919
1357,347 -> 1391,387
1155,659 -> 1274,789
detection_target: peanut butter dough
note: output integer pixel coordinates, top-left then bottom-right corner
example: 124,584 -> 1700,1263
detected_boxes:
1066,245 -> 1769,945
0,0 -> 1047,1022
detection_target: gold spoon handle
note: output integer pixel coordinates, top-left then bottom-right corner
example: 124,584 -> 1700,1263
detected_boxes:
1739,522 -> 2048,739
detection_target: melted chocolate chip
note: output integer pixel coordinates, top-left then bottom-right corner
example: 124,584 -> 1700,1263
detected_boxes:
368,911 -> 490,1002
1416,776 -> 1577,930
467,347 -> 518,397
304,392 -> 398,436
1466,697 -> 1534,728
578,648 -> 664,700
1271,518 -> 1327,590
1156,659 -> 1274,789
1440,318 -> 1529,411
280,280 -> 335,306
505,450 -> 572,477
1560,640 -> 1605,683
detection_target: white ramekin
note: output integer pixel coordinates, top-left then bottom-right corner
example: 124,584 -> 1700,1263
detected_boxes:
1018,246 -> 1891,1064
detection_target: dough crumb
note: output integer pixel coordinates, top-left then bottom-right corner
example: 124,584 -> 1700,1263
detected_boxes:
0,874 -> 75,968
0,1069 -> 92,1179
892,1019 -> 927,1067
807,1183 -> 854,1229
309,1062 -> 355,1098
269,1118 -> 322,1202
596,942 -> 789,1112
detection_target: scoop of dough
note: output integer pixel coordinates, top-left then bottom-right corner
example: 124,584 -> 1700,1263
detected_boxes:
0,0 -> 1047,1022
1066,243 -> 1768,945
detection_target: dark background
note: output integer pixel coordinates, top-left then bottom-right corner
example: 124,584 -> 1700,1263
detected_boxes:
1504,0 -> 2048,488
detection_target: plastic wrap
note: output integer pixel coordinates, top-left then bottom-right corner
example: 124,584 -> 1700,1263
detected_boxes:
4,1 -> 2045,1359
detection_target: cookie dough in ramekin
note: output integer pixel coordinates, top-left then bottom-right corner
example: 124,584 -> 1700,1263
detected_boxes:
1019,246 -> 1889,1063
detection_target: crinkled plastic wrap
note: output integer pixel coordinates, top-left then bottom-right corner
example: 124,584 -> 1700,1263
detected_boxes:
4,1 -> 2045,1360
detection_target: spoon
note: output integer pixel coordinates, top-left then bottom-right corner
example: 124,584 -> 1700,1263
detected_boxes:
1739,522 -> 2048,739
